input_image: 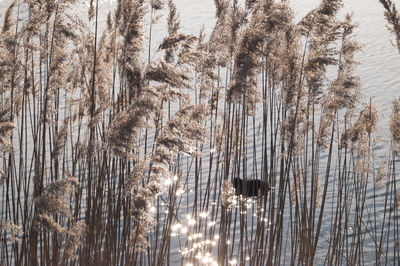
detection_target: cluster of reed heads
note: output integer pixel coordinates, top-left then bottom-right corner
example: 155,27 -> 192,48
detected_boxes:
0,0 -> 400,264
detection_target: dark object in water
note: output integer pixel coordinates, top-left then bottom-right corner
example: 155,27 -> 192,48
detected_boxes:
232,178 -> 270,197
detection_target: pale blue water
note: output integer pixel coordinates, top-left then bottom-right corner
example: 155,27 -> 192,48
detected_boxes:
1,0 -> 400,265
2,0 -> 398,122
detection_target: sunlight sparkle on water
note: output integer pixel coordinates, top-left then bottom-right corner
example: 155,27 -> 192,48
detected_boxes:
180,248 -> 190,255
171,223 -> 183,232
228,258 -> 238,265
191,233 -> 202,240
176,189 -> 185,195
186,215 -> 196,225
163,178 -> 173,186
194,252 -> 218,265
199,211 -> 208,218
208,221 -> 216,227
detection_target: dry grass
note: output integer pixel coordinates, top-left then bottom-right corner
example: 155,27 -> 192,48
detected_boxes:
0,0 -> 399,265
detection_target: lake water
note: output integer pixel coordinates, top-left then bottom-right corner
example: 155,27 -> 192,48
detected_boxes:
1,0 -> 400,264
1,0 -> 398,125
143,0 -> 395,144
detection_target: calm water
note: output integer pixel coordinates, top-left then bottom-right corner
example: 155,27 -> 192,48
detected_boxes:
1,0 -> 399,264
159,0 -> 392,143
188,0 -> 400,141
1,0 -> 398,125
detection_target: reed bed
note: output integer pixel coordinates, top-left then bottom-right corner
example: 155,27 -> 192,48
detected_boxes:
0,0 -> 399,265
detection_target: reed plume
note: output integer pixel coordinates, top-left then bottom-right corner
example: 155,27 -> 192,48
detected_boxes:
0,107 -> 14,150
0,220 -> 22,243
157,103 -> 209,155
64,221 -> 86,260
2,0 -> 16,34
379,0 -> 400,54
304,0 -> 343,100
341,104 -> 378,149
209,0 -> 246,66
318,14 -> 362,149
108,92 -> 159,159
146,59 -> 190,88
117,0 -> 146,99
34,175 -> 79,217
229,2 -> 293,110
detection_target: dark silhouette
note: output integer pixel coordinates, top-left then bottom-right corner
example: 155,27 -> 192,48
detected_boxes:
232,178 -> 270,197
